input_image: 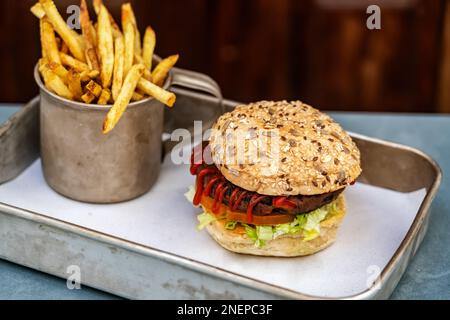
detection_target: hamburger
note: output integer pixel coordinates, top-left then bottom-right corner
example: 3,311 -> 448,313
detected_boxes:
186,100 -> 361,257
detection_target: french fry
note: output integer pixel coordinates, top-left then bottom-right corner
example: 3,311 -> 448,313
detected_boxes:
112,36 -> 124,101
40,17 -> 61,64
134,53 -> 143,64
86,80 -> 103,97
38,58 -> 50,78
60,52 -> 90,72
93,0 -> 122,39
34,0 -> 177,132
137,77 -> 176,107
142,26 -> 155,71
39,61 -> 74,100
67,69 -> 82,100
134,53 -> 152,81
31,2 -> 46,19
108,10 -> 123,40
124,3 -> 141,57
81,91 -> 96,103
89,23 -> 97,47
152,54 -> 179,86
39,0 -> 85,62
122,3 -> 135,77
134,28 -> 142,58
60,41 -> 69,54
131,91 -> 144,101
98,5 -> 114,88
38,57 -> 49,72
103,64 -> 145,133
97,88 -> 111,105
80,0 -> 100,72
85,49 -> 98,71
110,20 -> 123,39
45,61 -> 68,81
80,70 -> 99,82
39,23 -> 47,58
93,0 -> 102,14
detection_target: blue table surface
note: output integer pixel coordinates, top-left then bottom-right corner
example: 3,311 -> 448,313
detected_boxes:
0,105 -> 449,300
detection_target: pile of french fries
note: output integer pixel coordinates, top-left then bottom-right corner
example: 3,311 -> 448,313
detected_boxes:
31,0 -> 178,133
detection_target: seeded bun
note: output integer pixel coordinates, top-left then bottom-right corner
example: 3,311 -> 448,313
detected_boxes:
209,101 -> 361,196
205,194 -> 346,257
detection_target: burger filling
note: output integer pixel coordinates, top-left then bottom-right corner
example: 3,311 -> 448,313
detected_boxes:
185,185 -> 345,248
188,144 -> 346,247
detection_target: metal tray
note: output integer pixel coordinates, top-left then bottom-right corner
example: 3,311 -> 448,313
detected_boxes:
0,92 -> 441,299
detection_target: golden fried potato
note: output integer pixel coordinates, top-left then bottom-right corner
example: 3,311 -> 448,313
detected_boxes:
122,3 -> 135,77
67,69 -> 82,100
39,60 -> 74,100
97,88 -> 111,105
112,36 -> 125,101
142,26 -> 156,71
40,17 -> 61,64
30,2 -> 45,19
86,80 -> 103,97
152,54 -> 179,86
97,4 -> 114,88
39,0 -> 85,62
81,91 -> 96,103
60,52 -> 90,72
103,64 -> 145,133
80,0 -> 100,72
137,77 -> 176,107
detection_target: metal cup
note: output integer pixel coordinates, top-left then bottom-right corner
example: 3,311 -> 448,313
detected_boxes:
34,64 -> 222,203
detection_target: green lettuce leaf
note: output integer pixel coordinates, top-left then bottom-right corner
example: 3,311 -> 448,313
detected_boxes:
184,184 -> 196,205
196,212 -> 217,230
301,206 -> 328,239
273,223 -> 290,237
243,224 -> 266,248
256,226 -> 274,241
224,221 -> 237,230
243,224 -> 257,240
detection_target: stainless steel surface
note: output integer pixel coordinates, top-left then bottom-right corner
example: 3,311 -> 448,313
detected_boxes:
344,133 -> 441,299
164,70 -> 223,155
34,65 -> 221,203
0,94 -> 441,300
0,97 -> 39,184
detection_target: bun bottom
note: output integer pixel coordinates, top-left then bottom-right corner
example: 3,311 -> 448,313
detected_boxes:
205,194 -> 346,257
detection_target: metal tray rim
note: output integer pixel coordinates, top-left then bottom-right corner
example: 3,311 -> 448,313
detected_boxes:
343,132 -> 442,299
0,99 -> 442,300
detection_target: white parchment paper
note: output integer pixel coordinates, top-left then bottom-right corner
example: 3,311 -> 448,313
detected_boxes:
0,159 -> 426,298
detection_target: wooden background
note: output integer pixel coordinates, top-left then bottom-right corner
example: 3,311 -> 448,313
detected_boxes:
0,0 -> 449,112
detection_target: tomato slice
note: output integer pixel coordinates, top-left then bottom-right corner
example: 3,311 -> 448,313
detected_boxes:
226,210 -> 294,225
200,195 -> 294,225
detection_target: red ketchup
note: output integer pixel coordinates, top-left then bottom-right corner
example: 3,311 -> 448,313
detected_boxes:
212,182 -> 229,214
272,196 -> 297,209
193,167 -> 217,206
231,190 -> 247,211
190,163 -> 203,175
246,195 -> 266,223
229,188 -> 241,209
203,176 -> 221,197
190,145 -> 204,175
190,143 -> 271,223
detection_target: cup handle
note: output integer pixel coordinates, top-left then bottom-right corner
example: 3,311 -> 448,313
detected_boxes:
169,67 -> 223,107
162,68 -> 223,157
